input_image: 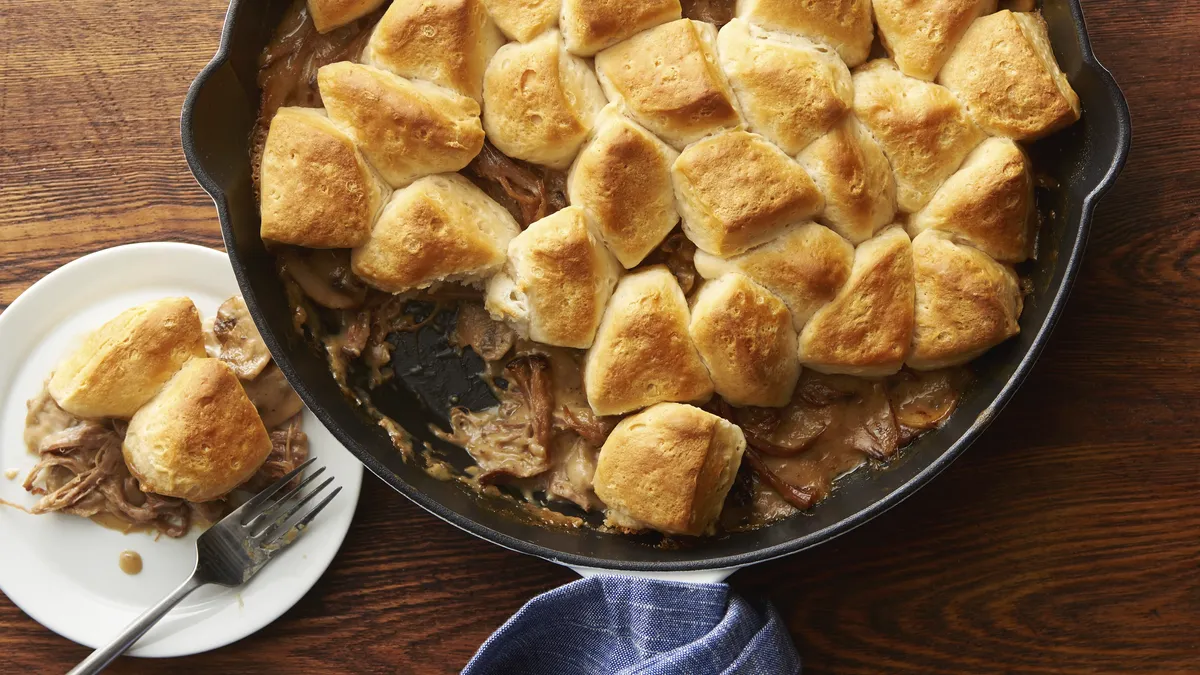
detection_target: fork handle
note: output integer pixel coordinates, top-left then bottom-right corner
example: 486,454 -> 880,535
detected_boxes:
67,573 -> 206,675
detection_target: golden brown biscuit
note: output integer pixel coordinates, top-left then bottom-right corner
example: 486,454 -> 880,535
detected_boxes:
351,174 -> 520,292
594,19 -> 743,150
797,227 -> 915,376
672,130 -> 824,257
259,107 -> 389,249
364,0 -> 505,102
49,298 -> 206,419
593,402 -> 745,535
482,30 -> 608,170
485,206 -> 621,349
853,59 -> 987,213
909,230 -> 1023,369
717,19 -> 853,156
584,266 -> 714,416
123,358 -> 272,503
482,0 -> 560,42
735,0 -> 874,67
318,62 -> 484,188
873,0 -> 997,80
908,137 -> 1034,263
560,0 -> 681,56
567,104 -> 680,269
797,116 -> 897,245
308,0 -> 386,33
689,273 -> 800,408
694,222 -> 854,330
939,10 -> 1081,140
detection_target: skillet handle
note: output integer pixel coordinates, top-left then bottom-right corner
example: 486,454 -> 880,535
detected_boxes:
568,565 -> 739,584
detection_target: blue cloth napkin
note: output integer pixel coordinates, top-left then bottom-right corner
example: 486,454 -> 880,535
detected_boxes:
462,575 -> 800,675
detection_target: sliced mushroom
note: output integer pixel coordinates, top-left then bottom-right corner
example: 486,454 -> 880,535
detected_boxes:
796,371 -> 860,406
243,363 -> 305,429
888,367 -> 969,443
456,303 -> 516,362
738,398 -> 833,456
211,295 -> 272,380
279,248 -> 367,310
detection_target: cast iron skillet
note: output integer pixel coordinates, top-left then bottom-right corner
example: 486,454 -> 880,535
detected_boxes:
180,0 -> 1130,575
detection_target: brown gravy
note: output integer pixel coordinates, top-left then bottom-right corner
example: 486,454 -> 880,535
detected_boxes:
118,550 -> 143,575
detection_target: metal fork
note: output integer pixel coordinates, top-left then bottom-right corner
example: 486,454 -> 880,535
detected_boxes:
67,458 -> 341,675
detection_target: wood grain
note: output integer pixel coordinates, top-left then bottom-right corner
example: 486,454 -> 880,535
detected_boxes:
2,1 -> 1198,673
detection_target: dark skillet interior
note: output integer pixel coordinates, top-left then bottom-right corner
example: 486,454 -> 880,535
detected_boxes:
181,0 -> 1130,572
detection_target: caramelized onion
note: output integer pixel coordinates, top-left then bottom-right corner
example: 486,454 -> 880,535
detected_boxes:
342,309 -> 371,358
743,448 -> 818,511
845,383 -> 900,461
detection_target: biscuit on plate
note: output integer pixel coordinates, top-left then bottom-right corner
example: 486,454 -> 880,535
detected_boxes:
49,297 -> 206,419
124,358 -> 272,502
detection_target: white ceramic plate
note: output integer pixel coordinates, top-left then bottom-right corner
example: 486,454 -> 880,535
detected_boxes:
0,242 -> 362,657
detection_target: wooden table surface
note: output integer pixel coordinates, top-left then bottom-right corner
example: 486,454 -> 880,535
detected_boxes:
2,1 -> 1197,673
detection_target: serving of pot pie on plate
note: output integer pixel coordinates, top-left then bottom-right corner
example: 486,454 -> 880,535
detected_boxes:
0,243 -> 363,656
253,0 -> 1079,539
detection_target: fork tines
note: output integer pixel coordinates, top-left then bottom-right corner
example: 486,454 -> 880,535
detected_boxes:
235,458 -> 342,548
